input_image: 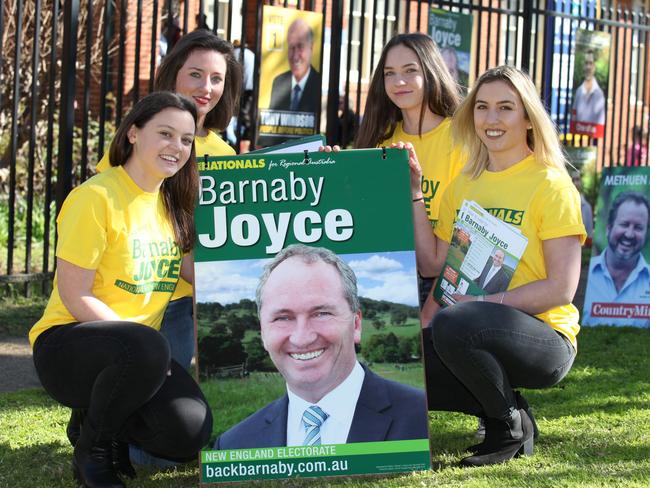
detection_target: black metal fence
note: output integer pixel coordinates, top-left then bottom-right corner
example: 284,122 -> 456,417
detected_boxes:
1,0 -> 649,292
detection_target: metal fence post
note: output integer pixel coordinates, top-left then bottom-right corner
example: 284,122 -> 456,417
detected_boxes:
55,0 -> 80,217
521,0 -> 533,73
326,0 -> 343,145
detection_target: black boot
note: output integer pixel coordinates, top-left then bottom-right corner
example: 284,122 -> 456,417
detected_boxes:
460,408 -> 534,467
465,417 -> 487,454
72,425 -> 125,488
67,409 -> 86,447
112,440 -> 136,479
514,390 -> 540,440
466,393 -> 540,454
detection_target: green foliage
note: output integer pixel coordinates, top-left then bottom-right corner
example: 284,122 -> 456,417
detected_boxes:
1,118 -> 116,276
196,302 -> 224,321
371,317 -> 385,330
197,300 -> 262,375
197,322 -> 246,374
236,298 -> 257,312
0,197 -> 56,276
390,309 -> 408,326
360,297 -> 418,320
0,198 -> 55,247
243,335 -> 275,372
0,296 -> 48,336
363,332 -> 418,363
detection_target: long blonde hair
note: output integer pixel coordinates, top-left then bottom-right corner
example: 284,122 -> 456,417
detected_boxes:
452,65 -> 567,179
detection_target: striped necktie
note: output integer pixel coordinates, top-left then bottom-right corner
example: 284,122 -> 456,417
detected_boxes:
290,84 -> 302,111
302,405 -> 328,446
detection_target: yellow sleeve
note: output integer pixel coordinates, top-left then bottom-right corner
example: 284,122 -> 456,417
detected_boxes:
433,182 -> 457,243
535,180 -> 587,244
56,186 -> 108,269
449,146 -> 466,179
95,150 -> 111,173
196,131 -> 236,157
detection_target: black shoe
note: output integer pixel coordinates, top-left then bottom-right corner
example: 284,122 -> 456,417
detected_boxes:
72,439 -> 125,488
514,390 -> 540,440
466,417 -> 487,454
112,440 -> 136,479
460,408 -> 534,467
67,409 -> 86,447
466,393 -> 539,454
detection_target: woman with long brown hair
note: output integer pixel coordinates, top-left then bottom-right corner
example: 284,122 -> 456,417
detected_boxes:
96,29 -> 242,372
356,33 -> 461,232
30,92 -> 212,488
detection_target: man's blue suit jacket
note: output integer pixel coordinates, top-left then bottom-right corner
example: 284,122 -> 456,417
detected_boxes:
215,365 -> 428,449
268,67 -> 321,113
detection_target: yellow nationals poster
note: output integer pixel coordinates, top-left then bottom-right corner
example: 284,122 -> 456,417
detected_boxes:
257,6 -> 323,147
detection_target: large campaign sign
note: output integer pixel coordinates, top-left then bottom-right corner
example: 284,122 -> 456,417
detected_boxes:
193,149 -> 432,483
583,167 -> 650,327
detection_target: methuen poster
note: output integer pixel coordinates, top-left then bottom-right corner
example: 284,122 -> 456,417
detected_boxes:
194,149 -> 431,483
257,6 -> 323,147
582,166 -> 650,327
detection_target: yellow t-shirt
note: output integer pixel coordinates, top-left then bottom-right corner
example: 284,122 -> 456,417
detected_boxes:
434,155 -> 587,348
382,119 -> 464,227
29,166 -> 182,346
96,130 -> 235,301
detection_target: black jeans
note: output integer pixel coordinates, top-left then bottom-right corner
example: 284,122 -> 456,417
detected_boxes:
423,301 -> 576,421
33,321 -> 212,461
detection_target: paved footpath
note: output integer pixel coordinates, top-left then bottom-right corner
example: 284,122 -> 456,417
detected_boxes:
0,336 -> 41,393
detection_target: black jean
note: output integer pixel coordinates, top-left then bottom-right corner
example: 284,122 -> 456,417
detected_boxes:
33,321 -> 212,461
423,301 -> 576,421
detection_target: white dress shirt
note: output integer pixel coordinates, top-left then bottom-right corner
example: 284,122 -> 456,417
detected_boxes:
286,361 -> 365,446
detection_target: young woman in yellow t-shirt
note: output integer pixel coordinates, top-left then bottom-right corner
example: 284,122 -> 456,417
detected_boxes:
354,33 -> 462,310
30,93 -> 212,487
407,66 -> 585,467
97,30 -> 241,374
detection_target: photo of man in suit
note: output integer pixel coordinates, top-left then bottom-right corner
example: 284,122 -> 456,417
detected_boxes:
268,18 -> 322,113
215,244 -> 428,449
475,248 -> 510,294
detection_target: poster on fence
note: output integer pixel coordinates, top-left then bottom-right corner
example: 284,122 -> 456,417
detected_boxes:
428,8 -> 472,89
565,146 -> 598,197
256,6 -> 323,147
570,30 -> 610,138
582,166 -> 650,327
194,149 -> 432,483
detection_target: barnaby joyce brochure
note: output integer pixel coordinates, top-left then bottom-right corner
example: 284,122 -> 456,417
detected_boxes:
433,199 -> 528,306
193,149 -> 432,483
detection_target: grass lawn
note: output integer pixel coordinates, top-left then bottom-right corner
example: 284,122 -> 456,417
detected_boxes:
1,302 -> 649,486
